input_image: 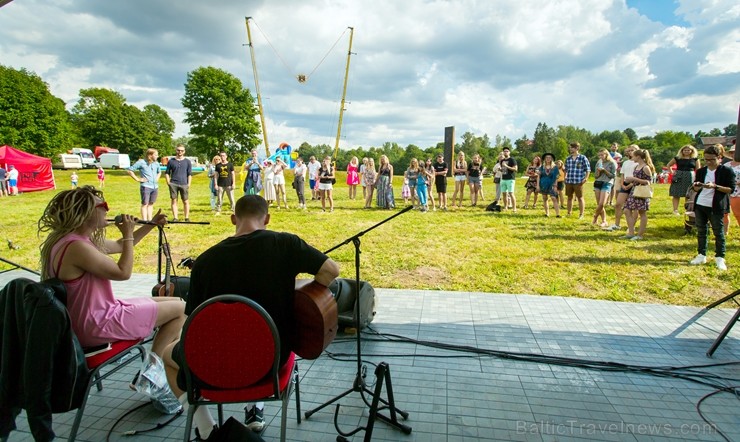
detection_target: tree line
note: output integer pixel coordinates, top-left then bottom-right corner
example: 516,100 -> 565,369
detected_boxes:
1,64 -> 736,172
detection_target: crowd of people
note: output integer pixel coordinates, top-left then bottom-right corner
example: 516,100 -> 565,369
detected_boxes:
0,164 -> 19,196
12,139 -> 739,271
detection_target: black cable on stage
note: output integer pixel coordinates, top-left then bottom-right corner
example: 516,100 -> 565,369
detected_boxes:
322,326 -> 740,438
105,402 -> 183,441
695,386 -> 738,442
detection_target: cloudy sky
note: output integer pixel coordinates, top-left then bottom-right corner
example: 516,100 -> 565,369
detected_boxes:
1,0 -> 738,151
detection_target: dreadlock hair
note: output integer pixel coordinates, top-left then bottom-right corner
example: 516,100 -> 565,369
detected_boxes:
38,185 -> 107,279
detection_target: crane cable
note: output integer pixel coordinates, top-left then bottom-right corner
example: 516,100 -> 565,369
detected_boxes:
251,19 -> 348,83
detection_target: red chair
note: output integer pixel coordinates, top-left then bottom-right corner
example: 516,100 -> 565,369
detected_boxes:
68,340 -> 146,441
180,295 -> 300,442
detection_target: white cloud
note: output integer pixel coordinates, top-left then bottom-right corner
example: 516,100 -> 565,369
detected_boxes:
0,0 -> 738,151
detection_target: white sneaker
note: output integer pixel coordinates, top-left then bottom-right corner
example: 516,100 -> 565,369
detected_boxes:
607,224 -> 621,231
715,257 -> 727,271
689,254 -> 707,265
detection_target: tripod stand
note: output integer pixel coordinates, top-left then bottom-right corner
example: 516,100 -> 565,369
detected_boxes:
705,288 -> 740,357
304,206 -> 413,441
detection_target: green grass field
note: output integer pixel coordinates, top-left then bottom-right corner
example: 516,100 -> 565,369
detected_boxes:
1,168 -> 737,307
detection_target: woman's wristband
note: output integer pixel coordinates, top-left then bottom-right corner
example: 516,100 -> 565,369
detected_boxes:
122,238 -> 134,242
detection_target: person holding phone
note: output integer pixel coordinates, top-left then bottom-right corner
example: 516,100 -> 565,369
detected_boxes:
688,144 -> 735,271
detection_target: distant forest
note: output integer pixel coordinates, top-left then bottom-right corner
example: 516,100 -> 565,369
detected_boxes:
1,64 -> 737,172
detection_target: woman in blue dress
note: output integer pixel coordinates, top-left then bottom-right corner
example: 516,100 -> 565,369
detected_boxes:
536,153 -> 560,217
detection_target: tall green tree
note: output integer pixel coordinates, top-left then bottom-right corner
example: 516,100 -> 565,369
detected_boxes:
143,104 -> 175,152
70,87 -> 163,158
532,122 -> 557,157
0,65 -> 72,156
181,66 -> 261,159
623,128 -> 638,142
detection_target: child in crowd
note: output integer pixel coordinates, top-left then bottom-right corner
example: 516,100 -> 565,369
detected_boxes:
70,171 -> 79,188
401,178 -> 411,205
97,166 -> 105,188
555,160 -> 566,207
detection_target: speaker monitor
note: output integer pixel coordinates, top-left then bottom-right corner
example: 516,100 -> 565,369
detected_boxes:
329,278 -> 376,329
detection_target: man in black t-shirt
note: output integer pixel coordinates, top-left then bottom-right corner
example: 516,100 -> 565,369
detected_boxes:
214,151 -> 235,214
164,194 -> 339,436
499,147 -> 518,211
433,153 -> 449,210
165,144 -> 192,221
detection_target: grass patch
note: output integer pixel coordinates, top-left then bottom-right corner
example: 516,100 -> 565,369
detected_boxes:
1,168 -> 738,307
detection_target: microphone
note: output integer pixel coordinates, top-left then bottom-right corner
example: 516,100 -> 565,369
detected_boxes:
107,215 -> 158,225
107,215 -> 211,225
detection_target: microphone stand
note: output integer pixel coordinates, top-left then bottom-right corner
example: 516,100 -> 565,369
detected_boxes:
155,221 -> 210,283
304,206 -> 413,441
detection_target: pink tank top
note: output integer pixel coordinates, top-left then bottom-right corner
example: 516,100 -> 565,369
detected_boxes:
49,233 -> 155,347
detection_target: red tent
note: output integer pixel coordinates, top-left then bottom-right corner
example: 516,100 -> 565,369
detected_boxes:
0,145 -> 56,192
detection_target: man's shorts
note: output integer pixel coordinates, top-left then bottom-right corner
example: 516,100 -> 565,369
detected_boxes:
309,179 -> 317,190
140,186 -> 158,205
565,183 -> 584,198
500,179 -> 515,193
8,179 -> 17,188
435,176 -> 447,193
168,183 -> 189,200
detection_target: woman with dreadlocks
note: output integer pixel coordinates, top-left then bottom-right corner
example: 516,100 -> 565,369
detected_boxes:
38,185 -> 185,358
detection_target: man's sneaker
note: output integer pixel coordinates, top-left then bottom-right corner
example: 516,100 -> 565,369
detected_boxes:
244,406 -> 265,432
715,257 -> 727,271
689,254 -> 707,265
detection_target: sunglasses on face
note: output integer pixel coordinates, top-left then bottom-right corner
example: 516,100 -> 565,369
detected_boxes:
96,201 -> 109,211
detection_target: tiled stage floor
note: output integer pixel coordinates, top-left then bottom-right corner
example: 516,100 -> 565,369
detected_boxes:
1,270 -> 738,441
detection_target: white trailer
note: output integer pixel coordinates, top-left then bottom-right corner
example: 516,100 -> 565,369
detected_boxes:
97,153 -> 131,169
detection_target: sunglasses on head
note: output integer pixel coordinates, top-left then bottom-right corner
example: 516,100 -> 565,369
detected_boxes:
96,201 -> 109,211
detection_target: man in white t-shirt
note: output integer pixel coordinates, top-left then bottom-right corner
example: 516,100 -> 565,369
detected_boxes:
7,165 -> 19,196
606,144 -> 638,231
306,156 -> 321,200
689,144 -> 735,270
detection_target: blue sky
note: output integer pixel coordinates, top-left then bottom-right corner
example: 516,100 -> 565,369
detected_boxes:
0,0 -> 738,150
626,0 -> 689,26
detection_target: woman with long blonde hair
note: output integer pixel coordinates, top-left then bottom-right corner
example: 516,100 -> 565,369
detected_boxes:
622,149 -> 655,240
424,158 -> 437,210
666,145 -> 700,215
592,149 -> 617,227
37,186 -> 185,358
376,155 -> 395,209
346,156 -> 360,199
451,152 -> 467,208
208,155 -> 221,211
363,158 -> 377,208
404,158 -> 420,208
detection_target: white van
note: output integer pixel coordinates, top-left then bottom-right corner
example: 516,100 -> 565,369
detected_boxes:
97,153 -> 131,169
72,148 -> 96,168
52,154 -> 84,170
